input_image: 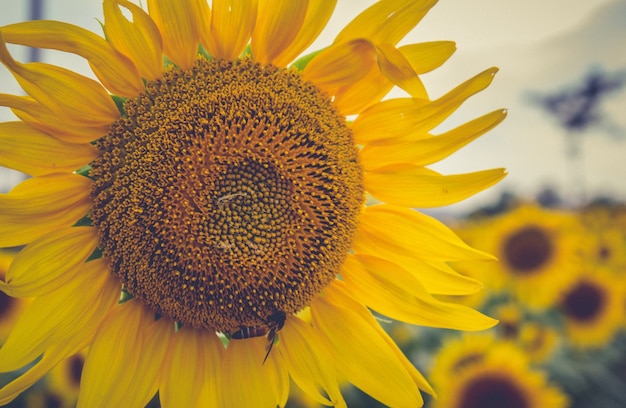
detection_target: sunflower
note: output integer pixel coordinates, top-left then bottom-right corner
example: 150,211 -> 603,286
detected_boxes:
0,1 -> 506,406
558,267 -> 625,349
430,337 -> 569,408
469,204 -> 584,309
0,250 -> 29,344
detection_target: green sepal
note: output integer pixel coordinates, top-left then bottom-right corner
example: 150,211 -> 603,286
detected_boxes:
73,213 -> 93,227
240,43 -> 253,59
162,56 -> 176,70
119,288 -> 134,304
290,48 -> 326,71
198,44 -> 212,60
111,95 -> 127,116
86,247 -> 103,262
76,164 -> 92,178
174,321 -> 183,332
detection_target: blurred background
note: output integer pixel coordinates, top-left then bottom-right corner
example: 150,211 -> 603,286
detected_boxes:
1,1 -> 625,407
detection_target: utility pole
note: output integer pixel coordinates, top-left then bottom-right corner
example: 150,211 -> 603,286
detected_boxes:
530,68 -> 626,206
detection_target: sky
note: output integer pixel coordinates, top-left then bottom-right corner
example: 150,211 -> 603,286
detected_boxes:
1,0 -> 625,213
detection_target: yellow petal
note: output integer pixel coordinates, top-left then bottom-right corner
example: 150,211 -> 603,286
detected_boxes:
399,41 -> 456,74
354,204 -> 495,262
302,39 -> 376,93
147,0 -> 198,69
194,331 -> 225,407
334,0 -> 437,46
159,327 -> 218,408
273,0 -> 336,67
191,0 -> 212,55
1,226 -> 97,297
333,66 -> 393,116
342,254 -> 498,330
375,43 -> 427,99
0,341 -> 88,406
353,68 -> 499,145
78,300 -> 169,408
311,282 -> 424,406
205,0 -> 257,61
364,165 -> 507,207
352,236 -> 484,295
0,121 -> 97,176
222,336 -> 288,407
0,34 -> 120,126
360,109 -> 507,169
0,173 -> 92,247
279,316 -> 346,407
103,0 -> 164,81
0,94 -> 110,144
0,259 -> 117,372
1,20 -> 144,97
252,0 -> 308,65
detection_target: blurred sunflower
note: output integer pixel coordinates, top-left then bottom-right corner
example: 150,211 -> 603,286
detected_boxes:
558,268 -> 624,349
0,0 -> 505,406
477,204 -> 583,309
0,251 -> 29,344
44,349 -> 87,408
430,338 -> 569,408
492,303 -> 559,364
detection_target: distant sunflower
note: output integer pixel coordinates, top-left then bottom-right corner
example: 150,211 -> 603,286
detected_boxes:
0,1 -> 505,406
479,204 -> 583,309
431,338 -> 569,408
558,268 -> 624,349
0,251 -> 29,344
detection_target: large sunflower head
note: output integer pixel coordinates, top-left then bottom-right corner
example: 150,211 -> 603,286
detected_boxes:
0,1 -> 506,406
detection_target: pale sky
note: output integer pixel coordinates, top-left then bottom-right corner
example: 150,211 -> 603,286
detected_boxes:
1,0 -> 625,212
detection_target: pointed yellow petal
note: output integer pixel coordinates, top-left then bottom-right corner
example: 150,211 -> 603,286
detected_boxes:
104,0 -> 164,81
78,300 -> 168,408
1,226 -> 97,297
252,0 -> 308,65
399,41 -> 456,74
0,341 -> 87,406
0,34 -> 120,126
0,259 -> 117,372
194,332 -> 225,407
205,0 -> 257,61
222,337 -> 288,407
302,39 -> 376,93
342,254 -> 498,330
160,327 -> 216,408
1,20 -> 144,97
333,66 -> 393,116
354,204 -> 495,262
334,0 -> 437,46
273,0 -> 336,67
0,173 -> 92,247
375,43 -> 427,99
279,316 -> 345,407
364,165 -> 507,208
0,121 -> 97,176
360,109 -> 507,169
0,94 -> 110,144
191,0 -> 212,55
147,0 -> 198,69
311,282 -> 424,406
353,68 -> 499,145
352,237 -> 485,295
